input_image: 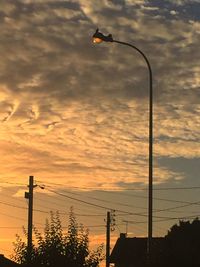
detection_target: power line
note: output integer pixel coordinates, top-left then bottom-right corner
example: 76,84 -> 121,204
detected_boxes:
1,179 -> 200,242
38,180 -> 200,191
0,211 -> 27,222
35,193 -> 108,216
45,185 -> 147,211
38,180 -> 200,206
0,194 -> 107,218
102,190 -> 200,205
44,186 -> 200,221
45,187 -> 127,213
47,186 -> 200,214
0,200 -> 27,210
0,210 -> 44,227
0,181 -> 26,186
153,186 -> 200,191
0,199 -> 61,215
126,213 -> 200,225
1,183 -> 200,220
44,187 -> 152,218
154,200 -> 200,214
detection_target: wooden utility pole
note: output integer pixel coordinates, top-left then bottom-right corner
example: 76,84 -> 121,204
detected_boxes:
24,175 -> 34,263
106,211 -> 111,267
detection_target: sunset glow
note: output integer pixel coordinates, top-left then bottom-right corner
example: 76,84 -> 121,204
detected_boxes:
0,0 -> 199,264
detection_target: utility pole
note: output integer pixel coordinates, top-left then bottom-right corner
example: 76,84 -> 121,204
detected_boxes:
24,175 -> 34,263
106,211 -> 111,267
106,210 -> 116,267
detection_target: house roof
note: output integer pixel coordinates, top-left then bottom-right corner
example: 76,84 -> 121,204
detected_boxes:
0,254 -> 19,266
110,234 -> 164,264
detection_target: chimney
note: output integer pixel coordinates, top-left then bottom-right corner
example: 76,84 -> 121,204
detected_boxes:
120,233 -> 127,239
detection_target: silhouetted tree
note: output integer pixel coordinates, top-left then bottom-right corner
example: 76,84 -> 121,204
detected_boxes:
163,218 -> 200,267
12,208 -> 104,267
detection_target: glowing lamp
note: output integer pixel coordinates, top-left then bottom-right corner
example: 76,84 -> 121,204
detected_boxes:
92,28 -> 113,43
93,37 -> 103,44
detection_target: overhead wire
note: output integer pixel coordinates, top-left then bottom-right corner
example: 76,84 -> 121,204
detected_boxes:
38,180 -> 200,207
35,193 -> 106,216
0,211 -> 28,223
41,184 -> 200,220
0,181 -> 26,186
44,186 -> 200,221
36,182 -> 200,226
0,190 -> 108,220
1,181 -> 200,225
43,185 -> 200,216
37,180 -> 200,191
1,178 -> 200,248
45,185 -> 147,211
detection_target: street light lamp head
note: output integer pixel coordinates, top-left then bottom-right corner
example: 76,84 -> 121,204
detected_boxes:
92,28 -> 113,43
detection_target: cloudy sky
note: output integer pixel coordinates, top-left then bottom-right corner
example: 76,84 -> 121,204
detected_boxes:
0,0 -> 199,260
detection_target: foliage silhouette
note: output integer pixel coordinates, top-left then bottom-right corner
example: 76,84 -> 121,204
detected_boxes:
162,218 -> 200,267
12,208 -> 104,267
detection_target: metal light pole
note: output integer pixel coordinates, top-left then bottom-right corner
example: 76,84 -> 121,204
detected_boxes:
92,29 -> 153,261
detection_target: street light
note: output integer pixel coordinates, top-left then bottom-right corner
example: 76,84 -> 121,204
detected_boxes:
92,29 -> 153,261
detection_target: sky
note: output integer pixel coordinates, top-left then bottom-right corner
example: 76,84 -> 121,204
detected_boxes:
0,0 -> 200,261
